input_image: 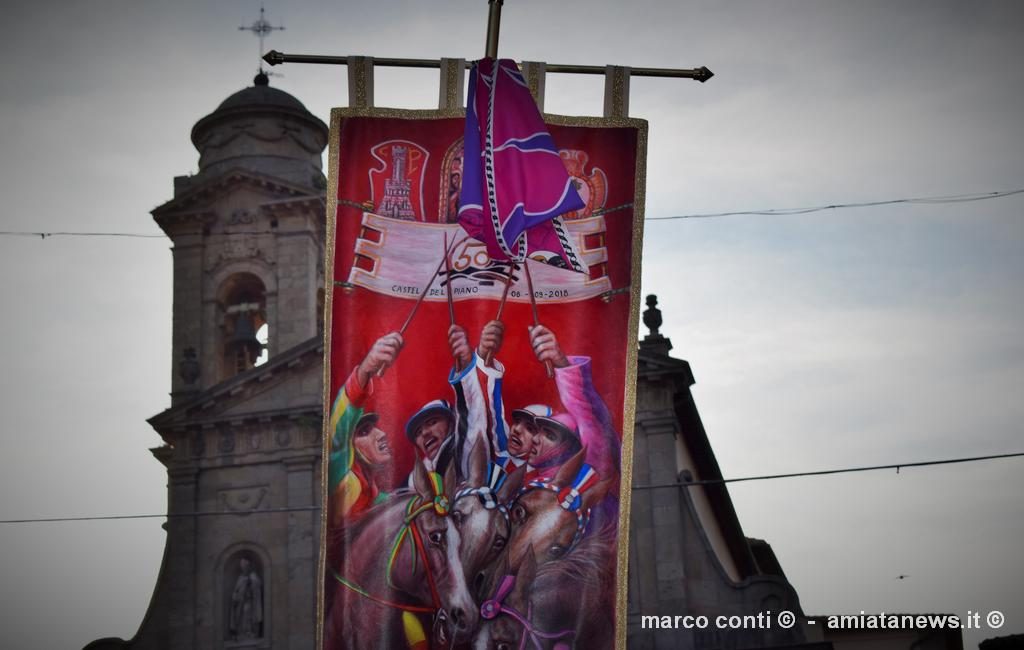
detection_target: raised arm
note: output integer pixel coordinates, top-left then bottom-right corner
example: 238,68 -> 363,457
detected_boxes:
529,325 -> 620,479
327,332 -> 403,491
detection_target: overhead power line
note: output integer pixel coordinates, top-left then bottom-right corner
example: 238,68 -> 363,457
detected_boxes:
2,451 -> 1021,524
631,450 -> 1024,490
0,230 -> 167,239
1,188 -> 1022,241
0,230 -> 277,240
646,188 -> 1024,221
0,505 -> 320,525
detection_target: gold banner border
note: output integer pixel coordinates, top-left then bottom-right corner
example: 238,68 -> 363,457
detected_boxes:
318,106 -> 648,650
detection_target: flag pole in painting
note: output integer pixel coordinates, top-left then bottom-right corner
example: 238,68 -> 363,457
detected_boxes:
458,58 -> 587,379
319,56 -> 647,650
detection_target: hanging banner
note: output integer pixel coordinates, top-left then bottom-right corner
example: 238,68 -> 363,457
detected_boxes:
320,94 -> 646,649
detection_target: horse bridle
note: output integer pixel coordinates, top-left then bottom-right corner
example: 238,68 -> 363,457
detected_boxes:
479,574 -> 575,650
454,484 -> 512,531
332,471 -> 450,614
513,479 -> 591,554
453,460 -> 514,538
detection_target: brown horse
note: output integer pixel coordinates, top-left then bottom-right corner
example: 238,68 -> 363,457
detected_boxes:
504,447 -> 615,572
451,440 -> 527,600
324,462 -> 478,650
430,440 -> 527,645
473,532 -> 617,650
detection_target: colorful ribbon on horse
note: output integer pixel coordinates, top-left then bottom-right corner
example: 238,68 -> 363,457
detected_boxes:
517,463 -> 601,552
454,462 -> 509,513
334,471 -> 452,615
386,471 -> 449,598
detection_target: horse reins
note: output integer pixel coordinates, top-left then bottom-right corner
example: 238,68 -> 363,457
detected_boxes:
480,574 -> 575,650
332,472 -> 450,614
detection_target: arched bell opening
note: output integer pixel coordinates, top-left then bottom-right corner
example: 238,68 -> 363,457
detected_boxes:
218,272 -> 268,380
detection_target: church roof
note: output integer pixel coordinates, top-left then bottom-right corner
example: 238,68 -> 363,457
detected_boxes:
215,74 -> 310,113
191,73 -> 327,148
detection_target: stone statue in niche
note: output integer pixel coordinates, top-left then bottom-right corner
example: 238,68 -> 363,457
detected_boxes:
229,557 -> 263,641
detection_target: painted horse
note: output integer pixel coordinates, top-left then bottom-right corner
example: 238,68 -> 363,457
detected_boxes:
472,532 -> 617,650
324,462 -> 478,650
430,439 -> 527,644
450,439 -> 527,601
504,447 -> 615,572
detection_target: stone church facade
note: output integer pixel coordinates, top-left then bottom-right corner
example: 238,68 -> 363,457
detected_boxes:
86,76 -> 810,650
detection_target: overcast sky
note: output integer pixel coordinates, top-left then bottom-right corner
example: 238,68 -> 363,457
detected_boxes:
0,1 -> 1021,648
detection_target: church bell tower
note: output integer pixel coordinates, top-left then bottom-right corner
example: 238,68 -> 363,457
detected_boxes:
87,74 -> 329,650
155,71 -> 328,404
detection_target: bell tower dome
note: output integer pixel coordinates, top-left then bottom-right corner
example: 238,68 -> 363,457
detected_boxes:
152,75 -> 329,404
190,72 -> 328,190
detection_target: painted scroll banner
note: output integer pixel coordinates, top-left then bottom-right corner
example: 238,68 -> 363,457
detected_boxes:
348,212 -> 612,304
321,109 -> 646,650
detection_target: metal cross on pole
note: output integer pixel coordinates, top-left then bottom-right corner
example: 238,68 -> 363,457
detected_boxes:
239,4 -> 285,74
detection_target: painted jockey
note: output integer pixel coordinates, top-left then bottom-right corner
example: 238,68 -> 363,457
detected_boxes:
404,324 -> 491,487
445,319 -> 554,473
527,324 -> 621,483
327,332 -> 402,527
449,319 -> 620,482
526,411 -> 583,482
503,403 -> 550,469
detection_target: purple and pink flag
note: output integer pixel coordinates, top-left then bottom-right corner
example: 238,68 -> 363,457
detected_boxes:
458,58 -> 587,271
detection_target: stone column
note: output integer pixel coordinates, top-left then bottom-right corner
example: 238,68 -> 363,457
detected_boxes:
272,225 -> 320,352
284,454 -> 318,649
166,464 -> 200,647
170,235 -> 205,404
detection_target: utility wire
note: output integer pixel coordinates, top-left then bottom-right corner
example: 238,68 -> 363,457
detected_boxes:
645,188 -> 1024,221
0,231 -> 167,239
0,506 -> 320,525
0,230 -> 276,240
631,450 -> 1024,490
3,451 -> 1021,524
1,188 -> 1022,240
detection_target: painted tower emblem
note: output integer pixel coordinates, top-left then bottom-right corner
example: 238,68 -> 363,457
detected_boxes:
368,140 -> 429,221
559,149 -> 608,220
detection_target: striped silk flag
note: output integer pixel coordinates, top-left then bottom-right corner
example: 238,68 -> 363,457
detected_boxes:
458,58 -> 588,272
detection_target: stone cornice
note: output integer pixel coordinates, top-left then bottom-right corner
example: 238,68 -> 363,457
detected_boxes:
152,168 -> 319,230
148,336 -> 323,435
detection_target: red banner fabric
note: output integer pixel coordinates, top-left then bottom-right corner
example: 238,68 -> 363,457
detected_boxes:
321,109 -> 646,650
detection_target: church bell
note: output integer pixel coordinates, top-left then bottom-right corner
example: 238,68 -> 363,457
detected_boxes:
229,313 -> 263,364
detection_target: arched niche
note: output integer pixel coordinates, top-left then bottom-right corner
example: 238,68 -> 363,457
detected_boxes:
217,543 -> 271,647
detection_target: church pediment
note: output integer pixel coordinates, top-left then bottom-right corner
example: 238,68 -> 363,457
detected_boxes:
149,336 -> 324,434
637,347 -> 694,384
152,168 -> 320,234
